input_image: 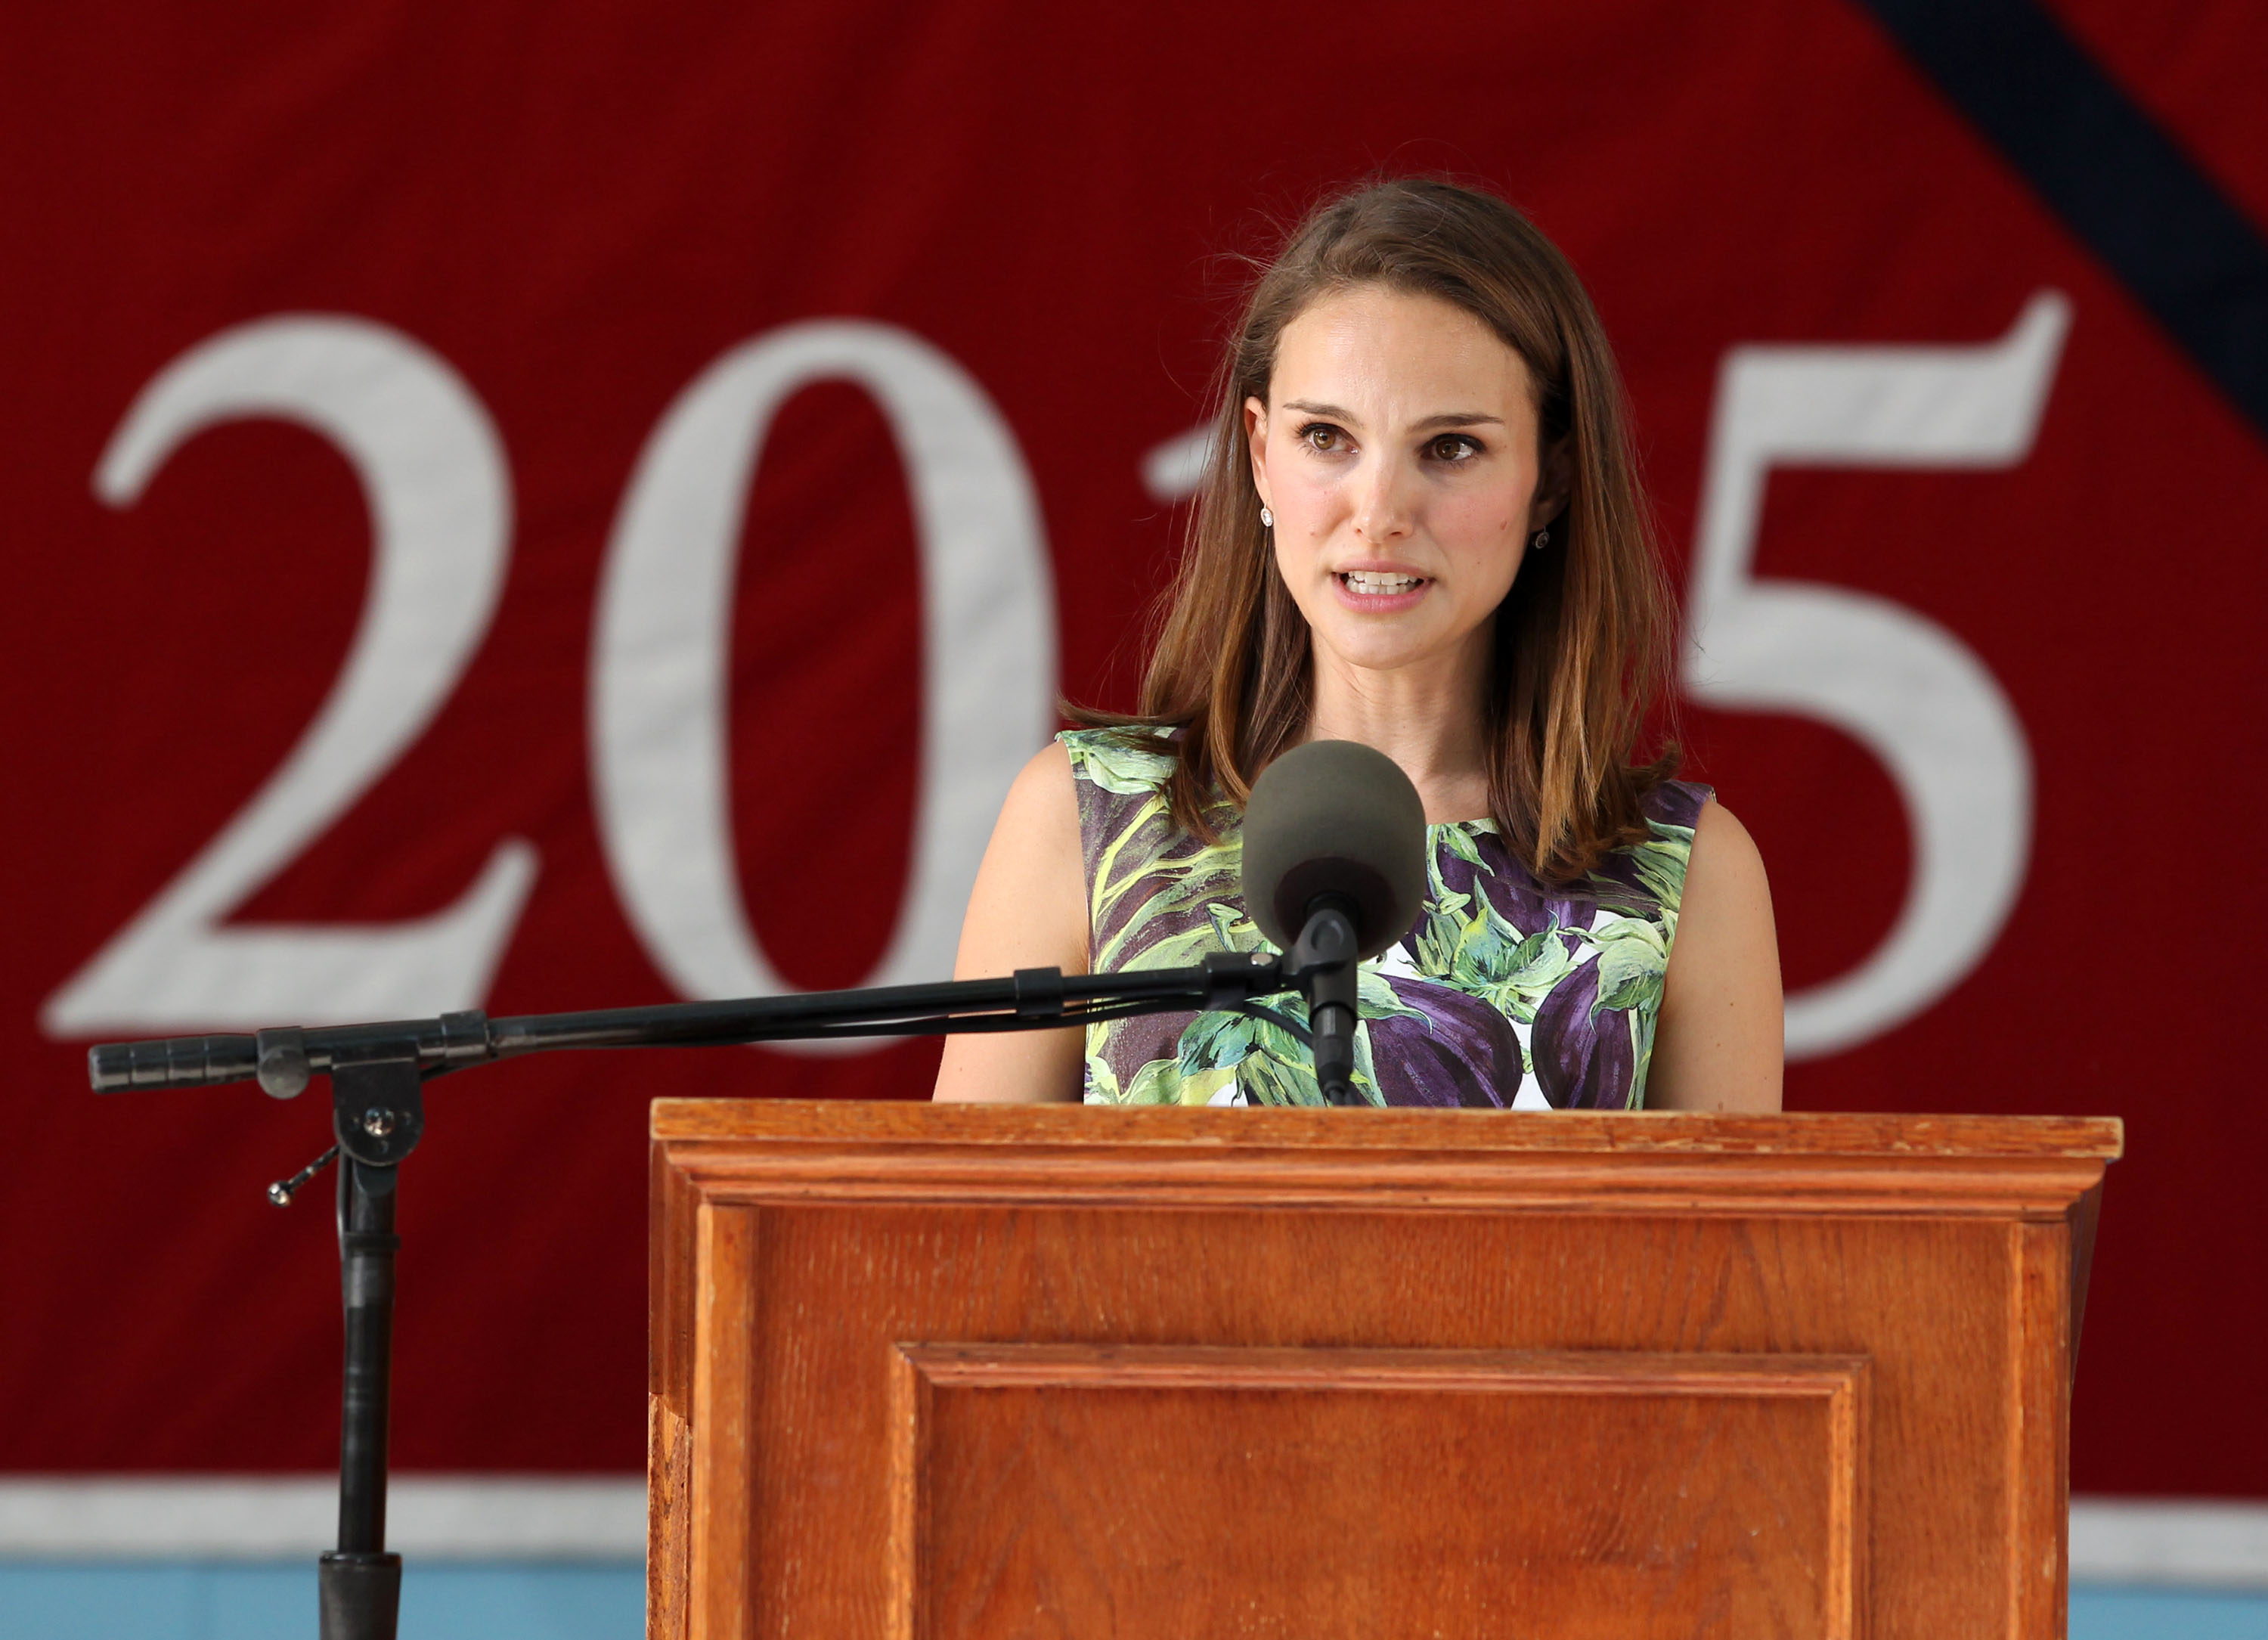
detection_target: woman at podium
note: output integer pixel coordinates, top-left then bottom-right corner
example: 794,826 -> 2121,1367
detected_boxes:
937,178 -> 1781,1115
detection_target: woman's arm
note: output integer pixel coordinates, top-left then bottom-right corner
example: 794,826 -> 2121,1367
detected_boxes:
931,742 -> 1091,1103
1646,799 -> 1783,1112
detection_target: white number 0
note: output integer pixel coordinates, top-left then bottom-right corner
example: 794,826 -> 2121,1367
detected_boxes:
1687,292 -> 2071,1058
590,321 -> 1056,1049
42,317 -> 538,1032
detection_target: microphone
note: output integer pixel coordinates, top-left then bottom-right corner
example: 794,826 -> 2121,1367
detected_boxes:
1241,740 -> 1427,1105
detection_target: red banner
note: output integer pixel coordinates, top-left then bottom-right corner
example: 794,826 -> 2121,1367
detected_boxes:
2,1 -> 2262,1496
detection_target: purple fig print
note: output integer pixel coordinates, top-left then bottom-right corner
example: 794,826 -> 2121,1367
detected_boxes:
1369,978 -> 1526,1108
1532,959 -> 1636,1110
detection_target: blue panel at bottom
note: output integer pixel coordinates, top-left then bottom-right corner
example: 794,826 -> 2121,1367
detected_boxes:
2072,1585 -> 2268,1639
400,1564 -> 646,1638
0,1561 -> 645,1640
4,1563 -> 2266,1637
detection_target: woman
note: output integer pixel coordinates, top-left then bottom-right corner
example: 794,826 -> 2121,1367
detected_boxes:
935,179 -> 1781,1111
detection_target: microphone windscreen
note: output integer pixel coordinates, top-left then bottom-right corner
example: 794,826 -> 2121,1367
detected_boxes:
1241,740 -> 1428,960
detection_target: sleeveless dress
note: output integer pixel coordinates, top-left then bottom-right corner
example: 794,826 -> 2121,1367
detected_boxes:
1064,727 -> 1710,1111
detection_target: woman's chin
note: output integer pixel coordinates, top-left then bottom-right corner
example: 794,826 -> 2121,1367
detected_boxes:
1311,622 -> 1466,677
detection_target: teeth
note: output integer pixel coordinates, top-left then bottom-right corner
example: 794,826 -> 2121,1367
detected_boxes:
1343,571 -> 1422,595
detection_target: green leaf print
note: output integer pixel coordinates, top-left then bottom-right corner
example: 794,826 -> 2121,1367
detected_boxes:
1101,898 -> 1280,979
1357,967 -> 1424,1023
1412,873 -> 1574,1019
1346,1021 -> 1387,1107
1066,730 -> 1179,795
1130,921 -> 1246,973
1092,836 -> 1244,970
1439,822 -> 1489,868
1161,994 -> 1315,1108
1588,913 -> 1668,1015
1628,1007 -> 1660,1105
1125,1057 -> 1188,1105
1088,791 -> 1173,919
1237,1040 -> 1324,1107
1176,1009 -> 1257,1075
1204,902 -> 1270,953
1175,1065 -> 1239,1105
1477,924 -> 1578,1022
1500,927 -> 1568,988
1621,823 -> 1694,917
1412,901 -> 1466,977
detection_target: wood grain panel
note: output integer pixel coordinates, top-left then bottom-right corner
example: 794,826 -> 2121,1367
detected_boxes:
2009,1222 -> 2074,1638
891,1345 -> 1867,1640
648,1394 -> 690,1640
688,1203 -> 754,1640
650,1132 -> 697,1640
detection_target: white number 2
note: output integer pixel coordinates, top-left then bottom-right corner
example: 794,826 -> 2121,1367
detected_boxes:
41,317 -> 538,1033
1687,292 -> 2071,1058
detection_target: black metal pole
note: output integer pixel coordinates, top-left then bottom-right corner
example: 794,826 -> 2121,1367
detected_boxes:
320,1155 -> 401,1639
317,1049 -> 423,1640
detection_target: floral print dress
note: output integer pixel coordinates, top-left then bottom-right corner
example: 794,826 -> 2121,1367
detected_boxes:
1064,727 -> 1709,1111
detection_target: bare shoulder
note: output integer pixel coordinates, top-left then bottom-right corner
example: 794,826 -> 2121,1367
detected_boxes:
954,739 -> 1085,979
931,739 -> 1089,1103
1649,798 -> 1783,1112
1687,798 -> 1769,904
994,738 -> 1081,852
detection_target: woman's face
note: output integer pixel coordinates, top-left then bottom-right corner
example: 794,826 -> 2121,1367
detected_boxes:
1247,284 -> 1562,680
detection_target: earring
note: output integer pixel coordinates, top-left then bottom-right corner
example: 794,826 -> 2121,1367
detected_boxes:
1260,506 -> 1274,528
1532,527 -> 1551,550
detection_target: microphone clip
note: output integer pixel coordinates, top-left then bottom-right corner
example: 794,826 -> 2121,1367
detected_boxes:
1198,950 -> 1288,1011
1283,894 -> 1366,1107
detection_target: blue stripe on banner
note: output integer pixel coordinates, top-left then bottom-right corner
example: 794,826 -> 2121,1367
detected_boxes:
1855,0 -> 2268,442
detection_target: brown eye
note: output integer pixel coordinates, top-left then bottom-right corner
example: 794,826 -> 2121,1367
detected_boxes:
1429,434 -> 1480,461
1299,423 -> 1343,452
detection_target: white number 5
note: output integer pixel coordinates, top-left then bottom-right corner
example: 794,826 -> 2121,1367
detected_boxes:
42,317 -> 538,1032
1687,292 -> 2071,1059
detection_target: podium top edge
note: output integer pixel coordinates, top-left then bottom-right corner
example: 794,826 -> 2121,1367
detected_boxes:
647,1101 -> 2124,1162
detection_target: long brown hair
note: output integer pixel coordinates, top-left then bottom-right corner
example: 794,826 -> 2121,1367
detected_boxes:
1095,177 -> 1675,882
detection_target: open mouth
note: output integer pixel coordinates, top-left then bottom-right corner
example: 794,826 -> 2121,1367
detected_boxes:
1337,570 -> 1427,597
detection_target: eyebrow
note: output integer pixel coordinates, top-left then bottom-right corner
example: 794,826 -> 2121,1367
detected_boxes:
1281,400 -> 1506,432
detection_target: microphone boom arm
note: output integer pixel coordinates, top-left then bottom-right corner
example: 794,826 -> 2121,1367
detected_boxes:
85,950 -> 1296,1100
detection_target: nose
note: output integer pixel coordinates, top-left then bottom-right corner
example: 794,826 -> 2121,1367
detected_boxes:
1349,448 -> 1417,544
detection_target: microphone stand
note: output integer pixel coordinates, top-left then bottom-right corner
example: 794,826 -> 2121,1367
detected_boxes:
1282,898 -> 1364,1107
85,946 -> 1345,1640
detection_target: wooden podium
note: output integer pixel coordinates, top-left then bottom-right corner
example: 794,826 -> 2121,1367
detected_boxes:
646,1102 -> 2118,1639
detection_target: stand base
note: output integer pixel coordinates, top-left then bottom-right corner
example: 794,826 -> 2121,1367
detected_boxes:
319,1550 -> 402,1640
